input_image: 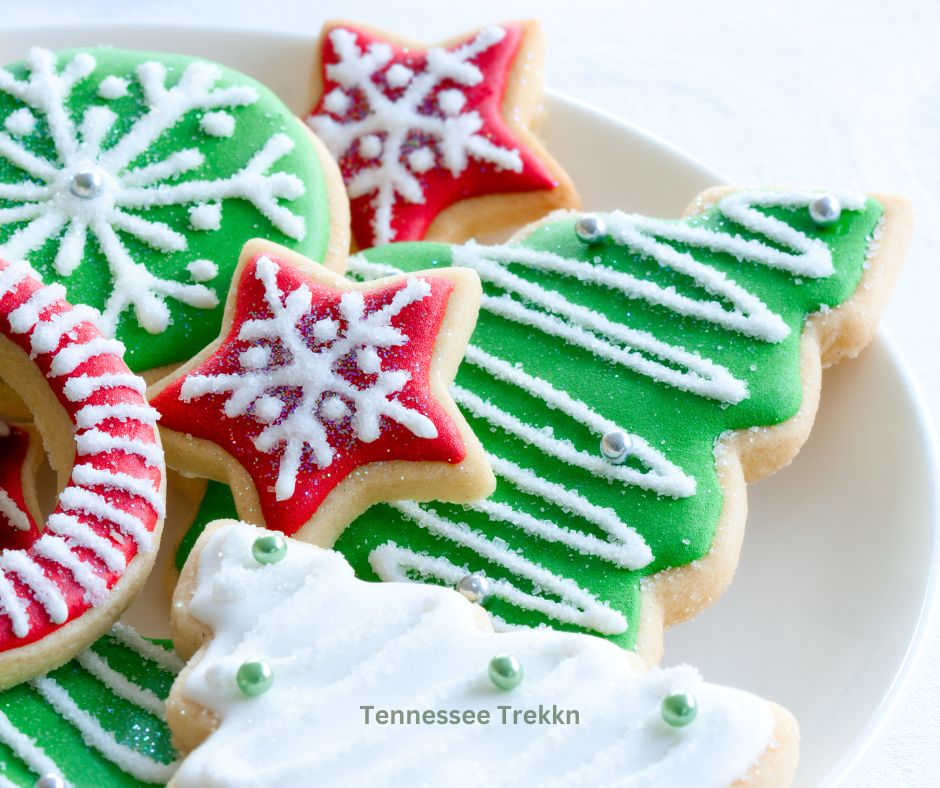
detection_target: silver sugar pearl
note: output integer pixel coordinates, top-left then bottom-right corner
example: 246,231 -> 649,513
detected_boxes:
69,169 -> 103,199
808,194 -> 841,226
457,573 -> 491,605
600,430 -> 632,463
35,775 -> 65,788
575,214 -> 607,244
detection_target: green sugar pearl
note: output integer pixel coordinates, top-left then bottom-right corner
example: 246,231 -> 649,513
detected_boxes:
488,654 -> 523,691
236,660 -> 274,697
661,692 -> 698,727
252,534 -> 288,565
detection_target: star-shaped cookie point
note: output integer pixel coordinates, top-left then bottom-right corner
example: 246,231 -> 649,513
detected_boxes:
149,239 -> 494,543
0,421 -> 41,551
306,20 -> 578,248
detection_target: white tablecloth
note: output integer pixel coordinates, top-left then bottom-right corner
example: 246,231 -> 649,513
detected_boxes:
3,1 -> 938,783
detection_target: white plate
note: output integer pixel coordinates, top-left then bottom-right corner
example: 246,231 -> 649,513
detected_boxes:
2,24 -> 938,788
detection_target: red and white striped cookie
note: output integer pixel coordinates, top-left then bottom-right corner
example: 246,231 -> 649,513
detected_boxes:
0,257 -> 165,688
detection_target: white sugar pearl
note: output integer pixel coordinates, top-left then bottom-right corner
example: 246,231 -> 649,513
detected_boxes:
809,194 -> 841,226
600,430 -> 631,463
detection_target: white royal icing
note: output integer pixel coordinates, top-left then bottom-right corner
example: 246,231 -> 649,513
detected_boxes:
308,26 -> 523,245
0,262 -> 164,641
0,47 -> 307,335
345,188 -> 870,637
175,522 -> 777,788
0,486 -> 30,532
179,255 -> 439,501
0,625 -> 181,785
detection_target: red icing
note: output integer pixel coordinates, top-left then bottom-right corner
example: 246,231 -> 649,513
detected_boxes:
151,253 -> 467,536
0,259 -> 163,650
0,424 -> 40,550
308,23 -> 557,248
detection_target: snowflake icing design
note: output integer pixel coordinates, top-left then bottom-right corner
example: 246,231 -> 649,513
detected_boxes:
180,256 -> 438,501
308,26 -> 523,246
0,48 -> 307,334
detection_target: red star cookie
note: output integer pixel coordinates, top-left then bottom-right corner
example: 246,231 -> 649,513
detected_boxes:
149,240 -> 494,545
0,421 -> 41,551
306,20 -> 579,248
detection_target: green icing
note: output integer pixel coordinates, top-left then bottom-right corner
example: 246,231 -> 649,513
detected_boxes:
176,480 -> 238,571
0,627 -> 179,786
170,194 -> 884,652
0,47 -> 330,371
328,195 -> 883,650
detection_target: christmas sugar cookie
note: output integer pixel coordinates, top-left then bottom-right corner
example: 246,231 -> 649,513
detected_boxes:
0,421 -> 42,548
0,257 -> 165,687
0,45 -> 348,381
0,622 -> 181,786
167,520 -> 798,788
149,240 -> 494,546
325,187 -> 909,663
306,20 -> 578,249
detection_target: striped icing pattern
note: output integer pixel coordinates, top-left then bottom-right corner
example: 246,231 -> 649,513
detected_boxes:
0,624 -> 180,786
0,258 -> 164,648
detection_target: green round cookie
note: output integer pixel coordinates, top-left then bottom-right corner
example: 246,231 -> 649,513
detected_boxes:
0,46 -> 331,371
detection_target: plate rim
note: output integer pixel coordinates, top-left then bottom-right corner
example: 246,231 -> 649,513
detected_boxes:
0,21 -> 937,785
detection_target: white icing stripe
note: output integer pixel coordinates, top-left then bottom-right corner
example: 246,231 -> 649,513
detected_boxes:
0,707 -> 66,784
0,551 -> 68,624
0,259 -> 35,298
33,535 -> 108,604
464,250 -> 748,403
49,337 -> 125,376
71,465 -> 164,517
109,622 -> 184,672
59,486 -> 153,552
381,502 -> 628,634
75,430 -> 162,468
0,488 -> 31,532
454,384 -> 690,499
0,569 -> 29,638
74,403 -> 158,431
463,346 -> 695,497
482,293 -> 747,403
63,372 -> 146,402
469,498 -> 646,569
6,282 -> 66,334
372,448 -> 657,634
45,513 -> 127,572
76,649 -> 165,718
31,677 -> 178,784
28,304 -> 99,356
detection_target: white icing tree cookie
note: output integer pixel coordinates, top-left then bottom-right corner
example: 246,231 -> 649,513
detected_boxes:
167,521 -> 798,788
